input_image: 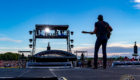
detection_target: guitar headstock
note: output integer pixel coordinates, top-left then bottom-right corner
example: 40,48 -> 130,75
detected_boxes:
82,31 -> 87,33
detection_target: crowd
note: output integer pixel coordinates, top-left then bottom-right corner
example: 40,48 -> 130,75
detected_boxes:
77,57 -> 138,68
77,59 -> 113,67
0,60 -> 27,68
0,56 -> 138,68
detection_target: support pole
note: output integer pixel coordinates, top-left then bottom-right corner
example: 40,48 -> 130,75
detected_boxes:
31,30 -> 36,62
67,30 -> 69,52
18,50 -> 19,67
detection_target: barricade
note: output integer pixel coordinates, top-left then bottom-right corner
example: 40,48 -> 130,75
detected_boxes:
26,62 -> 73,68
111,61 -> 140,67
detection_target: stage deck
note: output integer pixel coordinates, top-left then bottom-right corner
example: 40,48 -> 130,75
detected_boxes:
0,67 -> 140,80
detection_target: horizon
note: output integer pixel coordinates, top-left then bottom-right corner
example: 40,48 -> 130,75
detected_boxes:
0,0 -> 140,59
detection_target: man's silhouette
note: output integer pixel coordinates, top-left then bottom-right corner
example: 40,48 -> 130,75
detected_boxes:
90,15 -> 113,69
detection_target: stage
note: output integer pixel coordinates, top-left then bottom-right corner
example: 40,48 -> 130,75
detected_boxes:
0,67 -> 140,80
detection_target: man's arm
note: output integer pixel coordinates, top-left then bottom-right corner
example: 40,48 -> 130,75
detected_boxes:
108,25 -> 113,31
90,27 -> 97,34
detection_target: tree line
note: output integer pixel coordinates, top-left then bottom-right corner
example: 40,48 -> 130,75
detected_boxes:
0,52 -> 22,60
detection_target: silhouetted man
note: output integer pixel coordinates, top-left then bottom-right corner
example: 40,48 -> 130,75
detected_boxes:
90,15 -> 113,69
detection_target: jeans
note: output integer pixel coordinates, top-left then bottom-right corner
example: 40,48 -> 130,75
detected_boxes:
94,35 -> 108,67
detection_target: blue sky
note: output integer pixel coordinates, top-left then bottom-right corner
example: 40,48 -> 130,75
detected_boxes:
0,0 -> 140,58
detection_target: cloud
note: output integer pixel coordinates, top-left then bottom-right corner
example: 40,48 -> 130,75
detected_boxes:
0,47 -> 30,50
133,4 -> 140,9
107,41 -> 140,47
81,44 -> 93,45
72,45 -> 139,54
74,44 -> 94,46
0,37 -> 22,43
72,46 -> 94,51
52,43 -> 66,44
132,0 -> 140,9
134,0 -> 140,2
0,34 -> 5,36
76,42 -> 135,47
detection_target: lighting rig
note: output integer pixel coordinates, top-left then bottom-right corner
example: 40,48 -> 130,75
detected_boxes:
29,25 -> 74,61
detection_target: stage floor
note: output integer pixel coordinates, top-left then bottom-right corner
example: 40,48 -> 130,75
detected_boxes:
0,67 -> 140,80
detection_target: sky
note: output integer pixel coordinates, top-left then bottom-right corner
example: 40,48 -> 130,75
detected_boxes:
0,0 -> 140,58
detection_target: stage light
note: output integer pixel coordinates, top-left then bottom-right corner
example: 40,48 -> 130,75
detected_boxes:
29,31 -> 32,35
29,44 -> 32,48
29,39 -> 33,43
71,45 -> 74,48
71,39 -> 74,43
45,28 -> 50,33
71,31 -> 74,35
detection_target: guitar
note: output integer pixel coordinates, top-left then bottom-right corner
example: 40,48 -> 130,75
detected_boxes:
82,31 -> 91,34
82,31 -> 97,37
82,31 -> 111,39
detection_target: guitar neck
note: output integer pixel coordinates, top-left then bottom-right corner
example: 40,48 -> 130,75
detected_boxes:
85,32 -> 90,33
82,31 -> 97,36
82,31 -> 94,34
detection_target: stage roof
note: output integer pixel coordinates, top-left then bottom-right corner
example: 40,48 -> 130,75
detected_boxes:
35,24 -> 69,30
34,50 -> 76,59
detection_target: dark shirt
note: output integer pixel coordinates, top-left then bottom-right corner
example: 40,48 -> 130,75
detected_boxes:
95,21 -> 109,36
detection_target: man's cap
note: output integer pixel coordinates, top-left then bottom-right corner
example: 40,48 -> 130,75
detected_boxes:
97,15 -> 103,19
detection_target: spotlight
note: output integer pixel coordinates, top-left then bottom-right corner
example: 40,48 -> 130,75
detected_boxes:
45,28 -> 50,33
71,31 -> 74,35
29,39 -> 33,43
29,44 -> 32,48
29,31 -> 32,35
71,45 -> 74,48
70,39 -> 74,43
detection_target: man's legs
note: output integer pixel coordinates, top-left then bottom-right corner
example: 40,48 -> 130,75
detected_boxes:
94,37 -> 101,67
102,37 -> 107,67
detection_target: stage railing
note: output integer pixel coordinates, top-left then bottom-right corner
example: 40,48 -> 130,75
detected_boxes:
111,61 -> 140,67
26,62 -> 73,68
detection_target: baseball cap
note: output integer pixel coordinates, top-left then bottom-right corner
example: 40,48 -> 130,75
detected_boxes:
97,15 -> 103,19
